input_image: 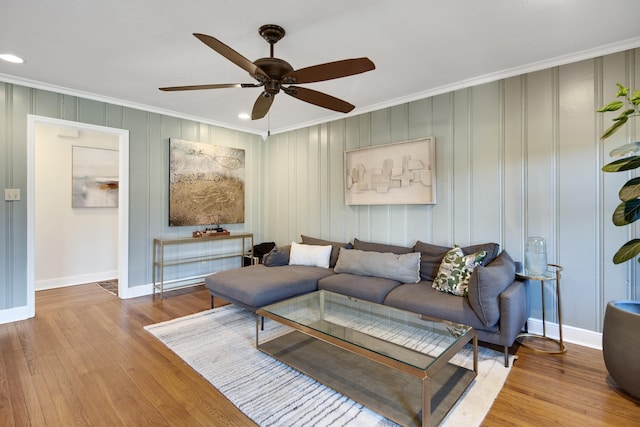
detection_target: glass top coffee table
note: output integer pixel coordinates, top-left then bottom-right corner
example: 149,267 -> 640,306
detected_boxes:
256,290 -> 477,427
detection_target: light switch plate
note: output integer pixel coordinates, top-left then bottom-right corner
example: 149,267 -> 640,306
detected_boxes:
5,189 -> 20,201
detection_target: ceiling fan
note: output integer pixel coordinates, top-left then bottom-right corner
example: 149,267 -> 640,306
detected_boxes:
160,24 -> 375,120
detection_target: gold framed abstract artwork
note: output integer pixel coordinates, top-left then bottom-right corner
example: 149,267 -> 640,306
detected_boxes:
169,138 -> 245,226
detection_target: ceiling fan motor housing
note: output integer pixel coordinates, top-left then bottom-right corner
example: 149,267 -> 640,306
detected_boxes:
252,57 -> 294,92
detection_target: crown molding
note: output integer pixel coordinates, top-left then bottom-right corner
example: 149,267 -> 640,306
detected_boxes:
4,36 -> 640,138
0,73 -> 265,136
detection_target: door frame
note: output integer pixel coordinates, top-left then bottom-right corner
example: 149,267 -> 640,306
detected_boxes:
27,115 -> 130,314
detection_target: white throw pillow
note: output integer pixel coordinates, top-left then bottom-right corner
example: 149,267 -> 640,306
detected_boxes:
288,242 -> 332,268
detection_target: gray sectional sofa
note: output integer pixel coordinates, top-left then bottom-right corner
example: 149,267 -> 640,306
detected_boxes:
204,236 -> 528,366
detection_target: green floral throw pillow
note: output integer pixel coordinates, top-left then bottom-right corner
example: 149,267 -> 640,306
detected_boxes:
432,246 -> 487,297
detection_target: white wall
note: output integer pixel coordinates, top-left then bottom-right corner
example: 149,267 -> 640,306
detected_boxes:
35,123 -> 119,289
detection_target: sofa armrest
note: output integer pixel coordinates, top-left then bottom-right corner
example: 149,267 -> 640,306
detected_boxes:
497,279 -> 529,346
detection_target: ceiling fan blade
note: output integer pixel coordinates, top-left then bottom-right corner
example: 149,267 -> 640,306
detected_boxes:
283,58 -> 375,84
193,33 -> 269,81
252,93 -> 275,120
284,86 -> 355,113
160,83 -> 244,91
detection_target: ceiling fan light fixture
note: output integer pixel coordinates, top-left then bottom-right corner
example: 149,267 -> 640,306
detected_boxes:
238,113 -> 250,120
0,53 -> 25,64
160,24 -> 375,119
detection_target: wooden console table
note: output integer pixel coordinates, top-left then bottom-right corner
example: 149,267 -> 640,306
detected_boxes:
152,232 -> 253,299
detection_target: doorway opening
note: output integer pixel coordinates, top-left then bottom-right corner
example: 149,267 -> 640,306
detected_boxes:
27,115 -> 129,316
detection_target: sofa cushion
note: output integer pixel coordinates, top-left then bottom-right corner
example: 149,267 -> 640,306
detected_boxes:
467,250 -> 516,327
414,241 -> 451,282
414,241 -> 501,282
433,246 -> 486,297
262,245 -> 291,267
353,238 -> 414,254
204,264 -> 334,308
383,282 -> 488,331
462,242 -> 500,265
289,242 -> 332,268
334,248 -> 421,283
318,274 -> 402,304
301,235 -> 353,268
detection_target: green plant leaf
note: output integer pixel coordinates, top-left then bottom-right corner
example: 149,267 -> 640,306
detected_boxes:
616,83 -> 629,97
619,177 -> 640,201
613,199 -> 640,226
613,239 -> 640,264
601,116 -> 628,139
597,101 -> 624,112
610,141 -> 640,157
631,90 -> 640,105
602,156 -> 640,172
618,109 -> 637,118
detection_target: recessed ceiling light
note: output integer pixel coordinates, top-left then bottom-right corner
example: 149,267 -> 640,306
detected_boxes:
238,113 -> 250,120
0,54 -> 25,64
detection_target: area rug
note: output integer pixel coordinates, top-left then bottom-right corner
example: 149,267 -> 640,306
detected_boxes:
97,279 -> 118,296
145,305 -> 513,426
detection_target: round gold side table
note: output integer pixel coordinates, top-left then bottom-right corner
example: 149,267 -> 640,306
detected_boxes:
516,264 -> 567,354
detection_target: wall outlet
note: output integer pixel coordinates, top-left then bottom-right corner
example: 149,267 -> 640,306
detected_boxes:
5,189 -> 20,201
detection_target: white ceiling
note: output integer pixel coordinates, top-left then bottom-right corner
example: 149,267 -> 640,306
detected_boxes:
2,0 -> 640,136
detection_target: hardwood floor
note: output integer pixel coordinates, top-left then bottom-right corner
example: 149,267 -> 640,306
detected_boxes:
485,343 -> 639,426
1,284 -> 638,426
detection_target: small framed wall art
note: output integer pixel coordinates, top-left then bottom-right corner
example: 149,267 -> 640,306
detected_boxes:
72,146 -> 119,208
344,137 -> 436,205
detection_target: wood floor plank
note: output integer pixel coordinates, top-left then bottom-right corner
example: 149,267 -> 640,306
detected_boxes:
1,283 -> 638,426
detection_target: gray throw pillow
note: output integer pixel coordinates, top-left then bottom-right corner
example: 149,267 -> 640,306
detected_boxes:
263,245 -> 291,267
353,238 -> 414,254
334,247 -> 421,283
301,235 -> 353,268
467,250 -> 516,327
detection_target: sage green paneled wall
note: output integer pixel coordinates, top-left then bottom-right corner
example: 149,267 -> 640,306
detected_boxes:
3,48 -> 639,333
0,84 -> 263,310
263,49 -> 640,333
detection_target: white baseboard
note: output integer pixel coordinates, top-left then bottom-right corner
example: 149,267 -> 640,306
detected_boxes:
120,276 -> 204,299
121,283 -> 153,299
0,305 -> 34,325
33,273 -> 204,299
35,271 -> 118,291
527,317 -> 603,350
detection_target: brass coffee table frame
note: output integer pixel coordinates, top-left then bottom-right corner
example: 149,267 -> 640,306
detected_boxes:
256,291 -> 478,427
